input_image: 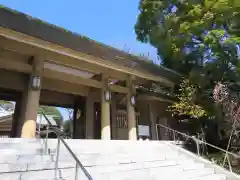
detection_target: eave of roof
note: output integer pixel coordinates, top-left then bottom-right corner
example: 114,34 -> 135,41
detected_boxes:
0,5 -> 181,84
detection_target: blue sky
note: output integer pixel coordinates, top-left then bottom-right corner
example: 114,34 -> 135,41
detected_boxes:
0,0 -> 158,120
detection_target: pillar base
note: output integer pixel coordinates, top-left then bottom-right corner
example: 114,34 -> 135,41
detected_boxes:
128,127 -> 137,140
21,120 -> 36,138
101,126 -> 111,140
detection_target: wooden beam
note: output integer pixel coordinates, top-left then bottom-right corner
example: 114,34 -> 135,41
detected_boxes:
43,69 -> 128,93
0,128 -> 12,131
109,84 -> 128,94
0,27 -> 174,86
137,94 -> 173,103
0,48 -> 29,63
0,57 -> 32,73
0,124 -> 12,127
42,78 -> 89,96
116,109 -> 140,116
46,59 -> 127,81
43,68 -> 102,89
92,74 -> 102,81
0,35 -> 128,81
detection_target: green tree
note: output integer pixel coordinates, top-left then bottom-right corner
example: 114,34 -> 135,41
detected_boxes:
135,0 -> 240,75
62,109 -> 73,137
38,106 -> 63,126
169,78 -> 207,118
63,120 -> 73,137
135,0 -> 240,118
0,100 -> 12,104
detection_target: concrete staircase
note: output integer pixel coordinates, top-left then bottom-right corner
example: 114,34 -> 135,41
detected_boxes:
0,139 -> 239,180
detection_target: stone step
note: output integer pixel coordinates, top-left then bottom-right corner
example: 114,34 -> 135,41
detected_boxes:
55,155 -> 183,166
89,161 -> 203,174
51,148 -> 176,155
110,168 -> 214,180
59,166 -> 213,180
0,150 -> 182,164
79,156 -> 190,166
191,173 -> 227,180
53,152 -> 174,158
157,168 -> 215,180
0,148 -> 47,156
0,154 -> 53,164
0,165 -> 214,180
0,151 -> 189,168
0,139 -> 163,149
0,158 -> 195,173
0,143 -> 42,148
0,147 -> 42,153
0,139 -> 238,180
0,172 -> 21,180
56,147 -> 176,153
0,138 -> 39,143
55,152 -> 189,164
45,140 -> 168,148
56,148 -> 182,156
0,141 -> 172,155
19,169 -> 57,180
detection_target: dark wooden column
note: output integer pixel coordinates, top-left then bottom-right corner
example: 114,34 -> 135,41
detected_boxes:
10,96 -> 21,137
94,102 -> 101,139
73,96 -> 86,139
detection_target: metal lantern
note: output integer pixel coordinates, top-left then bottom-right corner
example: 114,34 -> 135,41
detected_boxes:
31,75 -> 41,90
130,95 -> 136,106
104,91 -> 111,102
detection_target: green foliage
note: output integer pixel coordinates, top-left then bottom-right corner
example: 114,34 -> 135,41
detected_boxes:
135,0 -> 240,77
168,79 -> 207,118
135,0 -> 240,119
0,100 -> 12,104
204,151 -> 226,166
63,120 -> 73,137
38,105 -> 63,125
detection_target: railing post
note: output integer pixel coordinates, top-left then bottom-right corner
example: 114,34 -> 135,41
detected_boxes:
226,153 -> 232,172
55,138 -> 60,178
195,137 -> 200,156
152,122 -> 240,175
156,124 -> 159,140
37,113 -> 42,139
173,130 -> 176,142
45,125 -> 49,154
75,163 -> 79,180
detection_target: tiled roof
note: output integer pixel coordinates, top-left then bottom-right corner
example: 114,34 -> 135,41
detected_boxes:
0,5 -> 181,84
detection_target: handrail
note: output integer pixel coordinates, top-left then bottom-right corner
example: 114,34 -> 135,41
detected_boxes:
39,113 -> 93,180
40,113 -> 71,138
156,123 -> 240,158
48,126 -> 93,180
156,123 -> 240,173
41,112 -> 54,126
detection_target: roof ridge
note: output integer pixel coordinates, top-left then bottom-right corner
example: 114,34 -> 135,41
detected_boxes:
0,5 -> 137,58
0,5 -> 181,83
